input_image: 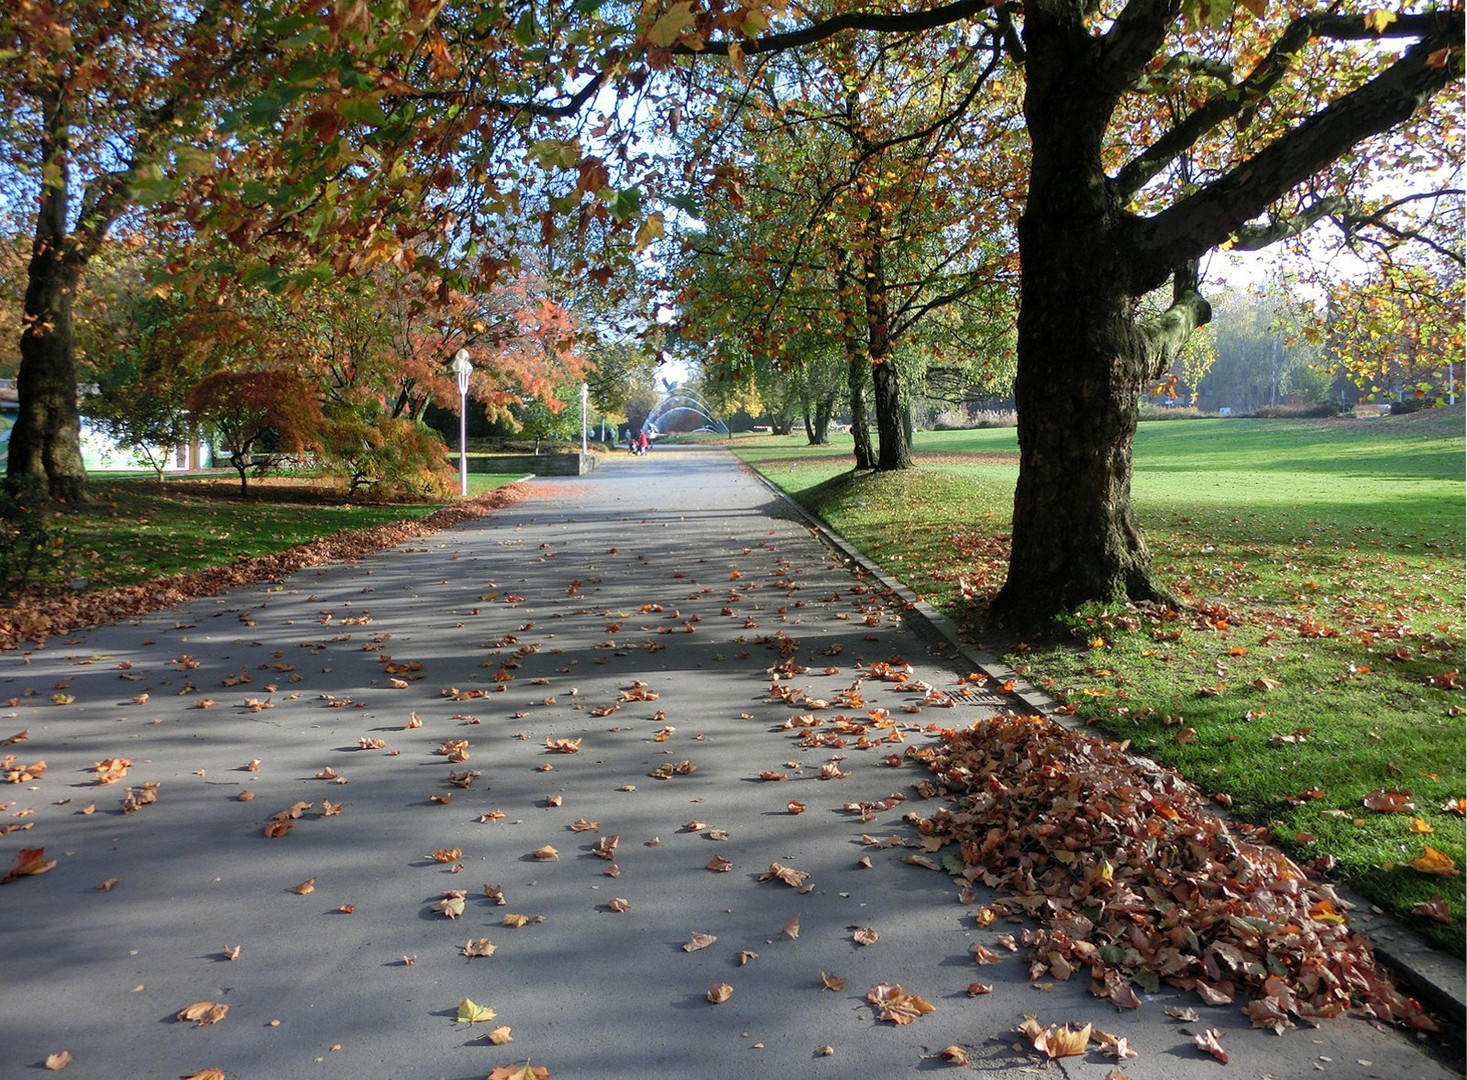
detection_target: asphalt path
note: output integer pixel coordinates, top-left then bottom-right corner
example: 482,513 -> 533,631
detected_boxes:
0,444 -> 1459,1079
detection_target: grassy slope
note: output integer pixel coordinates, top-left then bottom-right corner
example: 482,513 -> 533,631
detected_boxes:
735,412 -> 1467,955
23,473 -> 528,595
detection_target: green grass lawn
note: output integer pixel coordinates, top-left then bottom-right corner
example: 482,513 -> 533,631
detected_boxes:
736,411 -> 1467,955
18,472 -> 528,594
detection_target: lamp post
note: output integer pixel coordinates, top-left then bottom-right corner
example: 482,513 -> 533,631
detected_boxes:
452,349 -> 472,497
580,381 -> 589,455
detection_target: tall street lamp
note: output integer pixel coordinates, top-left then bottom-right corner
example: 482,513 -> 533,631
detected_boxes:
452,349 -> 472,497
580,381 -> 588,455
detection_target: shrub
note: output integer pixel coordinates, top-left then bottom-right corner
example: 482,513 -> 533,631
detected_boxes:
1250,402 -> 1342,419
322,416 -> 455,502
0,477 -> 50,599
1138,403 -> 1209,421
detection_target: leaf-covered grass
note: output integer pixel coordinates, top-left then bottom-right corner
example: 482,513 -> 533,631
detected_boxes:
22,473 -> 528,595
736,411 -> 1466,955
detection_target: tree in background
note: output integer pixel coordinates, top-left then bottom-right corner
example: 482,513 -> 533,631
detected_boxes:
185,369 -> 326,495
0,1 -> 262,501
670,30 -> 1022,470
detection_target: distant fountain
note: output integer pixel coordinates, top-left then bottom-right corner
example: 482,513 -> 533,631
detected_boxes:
644,394 -> 730,437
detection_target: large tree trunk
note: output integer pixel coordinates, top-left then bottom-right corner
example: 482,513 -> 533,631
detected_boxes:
863,209 -> 910,471
846,356 -> 874,469
836,259 -> 875,469
812,393 -> 834,444
870,360 -> 909,470
989,10 -> 1171,626
7,88 -> 88,503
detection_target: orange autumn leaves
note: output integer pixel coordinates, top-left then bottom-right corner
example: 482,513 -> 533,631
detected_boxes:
918,713 -> 1447,1032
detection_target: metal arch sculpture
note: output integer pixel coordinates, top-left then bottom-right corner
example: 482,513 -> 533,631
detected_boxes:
643,393 -> 729,436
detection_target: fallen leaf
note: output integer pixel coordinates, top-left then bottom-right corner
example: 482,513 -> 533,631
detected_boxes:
1410,846 -> 1459,876
938,1045 -> 968,1065
1362,788 -> 1415,813
1412,896 -> 1451,923
430,847 -> 462,863
434,891 -> 466,918
867,982 -> 935,1024
531,845 -> 559,860
485,1026 -> 514,1045
292,878 -> 315,895
222,945 -> 241,961
43,1050 -> 72,1071
705,854 -> 733,873
455,997 -> 497,1024
852,926 -> 879,946
182,1070 -> 226,1080
93,758 -> 131,784
607,897 -> 631,912
1,847 -> 56,884
487,1063 -> 550,1080
683,932 -> 717,952
1033,1022 -> 1092,1059
176,1002 -> 229,1027
96,877 -> 120,892
781,915 -> 801,939
707,982 -> 734,1004
1195,1028 -> 1229,1064
462,938 -> 497,957
757,862 -> 809,888
820,972 -> 846,991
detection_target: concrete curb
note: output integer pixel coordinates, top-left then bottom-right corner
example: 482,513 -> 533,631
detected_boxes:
744,457 -> 1467,1055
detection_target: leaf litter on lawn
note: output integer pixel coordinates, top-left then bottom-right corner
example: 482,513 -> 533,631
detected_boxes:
915,712 -> 1442,1033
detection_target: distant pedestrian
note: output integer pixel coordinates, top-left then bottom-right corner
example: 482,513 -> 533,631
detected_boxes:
638,430 -> 650,454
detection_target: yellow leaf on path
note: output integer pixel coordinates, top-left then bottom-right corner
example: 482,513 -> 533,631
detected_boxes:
456,998 -> 497,1024
485,1026 -> 514,1045
43,1050 -> 72,1070
435,892 -> 467,918
1033,1022 -> 1092,1058
176,1002 -> 229,1026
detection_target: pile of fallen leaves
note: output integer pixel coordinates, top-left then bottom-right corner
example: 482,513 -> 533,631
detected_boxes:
916,713 -> 1439,1033
0,486 -> 529,651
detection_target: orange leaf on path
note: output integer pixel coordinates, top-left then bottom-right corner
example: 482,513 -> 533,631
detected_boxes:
488,1063 -> 550,1080
176,1002 -> 229,1026
43,1050 -> 72,1070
